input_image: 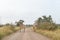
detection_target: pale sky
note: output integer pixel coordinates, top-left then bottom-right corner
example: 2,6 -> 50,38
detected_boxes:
0,0 -> 60,24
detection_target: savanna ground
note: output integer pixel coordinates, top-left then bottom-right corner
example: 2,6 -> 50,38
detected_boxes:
1,27 -> 50,40
0,26 -> 60,40
35,28 -> 60,40
0,26 -> 20,40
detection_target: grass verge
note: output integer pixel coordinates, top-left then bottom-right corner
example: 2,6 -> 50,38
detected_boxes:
36,29 -> 60,40
0,26 -> 20,40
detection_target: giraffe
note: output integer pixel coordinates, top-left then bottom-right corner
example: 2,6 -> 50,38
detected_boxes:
20,24 -> 25,32
19,20 -> 25,32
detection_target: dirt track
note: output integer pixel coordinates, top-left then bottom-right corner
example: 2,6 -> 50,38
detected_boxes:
2,28 -> 50,40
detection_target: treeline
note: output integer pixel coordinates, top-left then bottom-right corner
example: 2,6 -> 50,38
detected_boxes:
0,20 -> 24,27
34,15 -> 57,30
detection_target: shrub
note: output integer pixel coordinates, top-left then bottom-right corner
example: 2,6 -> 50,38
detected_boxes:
36,22 -> 57,30
34,15 -> 57,30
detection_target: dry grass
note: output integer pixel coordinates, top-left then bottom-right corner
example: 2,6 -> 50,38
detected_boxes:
0,26 -> 20,40
36,29 -> 60,40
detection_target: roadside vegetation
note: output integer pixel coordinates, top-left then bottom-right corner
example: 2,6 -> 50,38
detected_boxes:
0,20 -> 24,40
36,29 -> 60,40
33,15 -> 60,40
0,24 -> 20,40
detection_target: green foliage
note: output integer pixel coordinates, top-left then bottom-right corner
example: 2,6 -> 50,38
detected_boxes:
5,23 -> 10,26
15,20 -> 24,26
34,15 -> 57,30
37,22 -> 57,30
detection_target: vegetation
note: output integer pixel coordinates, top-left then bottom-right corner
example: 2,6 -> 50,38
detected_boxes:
0,26 -> 20,40
33,15 -> 60,40
34,15 -> 57,30
0,19 -> 25,40
15,20 -> 24,26
36,29 -> 60,40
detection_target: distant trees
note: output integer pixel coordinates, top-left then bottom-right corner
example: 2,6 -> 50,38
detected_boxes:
34,15 -> 57,30
26,25 -> 33,27
5,23 -> 10,26
15,20 -> 24,26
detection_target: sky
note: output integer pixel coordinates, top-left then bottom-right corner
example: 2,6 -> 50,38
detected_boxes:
0,0 -> 60,24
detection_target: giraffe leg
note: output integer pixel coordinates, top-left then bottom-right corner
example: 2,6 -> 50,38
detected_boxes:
20,28 -> 21,32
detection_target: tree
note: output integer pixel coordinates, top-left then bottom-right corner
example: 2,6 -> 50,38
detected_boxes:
48,15 -> 53,23
42,16 -> 48,22
36,17 -> 42,29
34,15 -> 57,30
5,23 -> 10,26
16,20 -> 24,26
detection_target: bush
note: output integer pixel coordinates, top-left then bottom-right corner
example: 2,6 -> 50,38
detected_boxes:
36,22 -> 57,30
34,15 -> 57,30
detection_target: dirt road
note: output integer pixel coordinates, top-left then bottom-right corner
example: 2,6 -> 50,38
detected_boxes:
2,28 -> 50,40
